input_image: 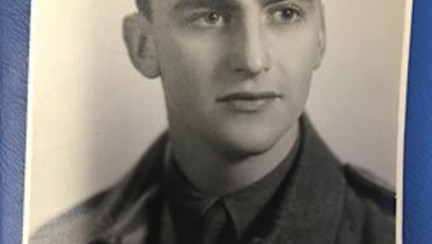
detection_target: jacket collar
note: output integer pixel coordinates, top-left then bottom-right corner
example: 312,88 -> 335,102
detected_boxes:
89,133 -> 167,243
89,116 -> 346,244
246,116 -> 346,244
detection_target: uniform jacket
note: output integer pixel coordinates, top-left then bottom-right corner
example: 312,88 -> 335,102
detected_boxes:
31,118 -> 395,244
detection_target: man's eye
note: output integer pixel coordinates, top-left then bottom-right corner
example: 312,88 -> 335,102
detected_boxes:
193,12 -> 225,27
272,6 -> 303,23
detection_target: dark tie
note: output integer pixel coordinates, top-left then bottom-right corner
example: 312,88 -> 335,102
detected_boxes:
199,200 -> 236,244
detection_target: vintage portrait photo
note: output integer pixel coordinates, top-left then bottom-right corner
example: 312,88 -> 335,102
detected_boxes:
25,0 -> 411,243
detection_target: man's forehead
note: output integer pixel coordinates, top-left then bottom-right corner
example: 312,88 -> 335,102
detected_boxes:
172,0 -> 317,3
162,0 -> 319,9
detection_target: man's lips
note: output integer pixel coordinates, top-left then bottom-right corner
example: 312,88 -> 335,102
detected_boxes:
216,91 -> 283,103
216,91 -> 283,112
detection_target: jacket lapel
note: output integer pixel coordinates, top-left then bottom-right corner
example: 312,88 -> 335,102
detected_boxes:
248,117 -> 346,244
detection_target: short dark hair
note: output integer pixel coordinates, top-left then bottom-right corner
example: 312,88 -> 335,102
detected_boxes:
136,0 -> 152,19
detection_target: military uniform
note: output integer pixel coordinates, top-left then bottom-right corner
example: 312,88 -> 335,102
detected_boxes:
31,117 -> 395,244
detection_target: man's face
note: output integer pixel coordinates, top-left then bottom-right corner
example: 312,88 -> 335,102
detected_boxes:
146,0 -> 324,157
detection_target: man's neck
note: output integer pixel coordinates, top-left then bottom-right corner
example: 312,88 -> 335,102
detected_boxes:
168,122 -> 300,196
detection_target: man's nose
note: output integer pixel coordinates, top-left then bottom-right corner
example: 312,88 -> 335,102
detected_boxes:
229,19 -> 272,77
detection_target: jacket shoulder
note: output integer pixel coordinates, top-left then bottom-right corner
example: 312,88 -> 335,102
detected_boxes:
29,191 -> 106,244
29,133 -> 168,244
337,165 -> 396,244
342,164 -> 395,215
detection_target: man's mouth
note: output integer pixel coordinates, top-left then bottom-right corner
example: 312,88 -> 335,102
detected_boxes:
216,91 -> 282,112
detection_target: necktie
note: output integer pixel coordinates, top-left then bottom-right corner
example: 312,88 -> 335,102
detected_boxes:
199,200 -> 236,244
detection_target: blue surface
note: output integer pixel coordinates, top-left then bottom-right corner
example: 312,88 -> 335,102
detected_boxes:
0,0 -> 30,243
404,1 -> 432,244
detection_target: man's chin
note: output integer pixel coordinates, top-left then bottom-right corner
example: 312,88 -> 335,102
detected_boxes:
215,133 -> 283,160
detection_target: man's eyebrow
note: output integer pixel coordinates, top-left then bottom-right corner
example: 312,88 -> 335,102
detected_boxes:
172,0 -> 316,11
261,0 -> 316,6
173,0 -> 233,10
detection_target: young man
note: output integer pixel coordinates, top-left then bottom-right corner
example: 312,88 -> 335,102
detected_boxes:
31,0 -> 395,243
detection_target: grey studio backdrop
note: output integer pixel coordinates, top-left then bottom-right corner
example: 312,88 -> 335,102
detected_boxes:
28,0 -> 408,233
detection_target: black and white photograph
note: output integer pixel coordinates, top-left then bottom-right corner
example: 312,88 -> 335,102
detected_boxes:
26,0 -> 411,243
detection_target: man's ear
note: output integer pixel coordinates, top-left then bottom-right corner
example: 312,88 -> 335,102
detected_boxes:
123,13 -> 160,79
314,4 -> 326,70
